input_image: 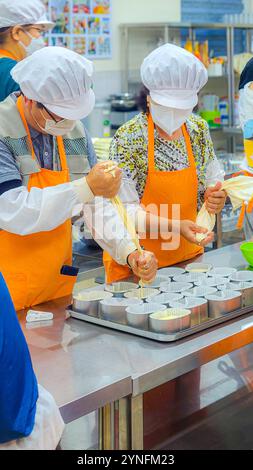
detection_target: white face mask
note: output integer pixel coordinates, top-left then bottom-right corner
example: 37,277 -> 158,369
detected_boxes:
44,119 -> 76,136
150,101 -> 192,136
19,31 -> 45,56
32,108 -> 76,136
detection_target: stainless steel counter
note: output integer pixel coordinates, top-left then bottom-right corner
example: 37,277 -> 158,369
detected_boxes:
19,295 -> 132,424
19,243 -> 253,434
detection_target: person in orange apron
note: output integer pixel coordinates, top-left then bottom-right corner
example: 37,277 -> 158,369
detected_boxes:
0,46 -> 157,311
0,0 -> 54,102
104,44 -> 227,283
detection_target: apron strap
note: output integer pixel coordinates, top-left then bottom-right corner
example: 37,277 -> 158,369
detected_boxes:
147,113 -> 197,173
16,96 -> 69,172
0,49 -> 17,60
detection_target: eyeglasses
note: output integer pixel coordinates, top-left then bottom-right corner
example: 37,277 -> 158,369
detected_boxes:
26,26 -> 46,38
40,105 -> 62,123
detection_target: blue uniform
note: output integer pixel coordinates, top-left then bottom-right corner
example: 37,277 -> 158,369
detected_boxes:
0,58 -> 20,102
0,273 -> 38,443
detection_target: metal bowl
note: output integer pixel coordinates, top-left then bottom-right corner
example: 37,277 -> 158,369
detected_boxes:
124,288 -> 159,301
185,262 -> 213,273
149,308 -> 191,334
126,303 -> 166,330
208,267 -> 237,277
230,271 -> 253,283
195,276 -> 230,288
146,292 -> 183,307
73,291 -> 113,317
140,275 -> 169,289
184,286 -> 217,298
218,281 -> 253,307
205,291 -> 242,318
110,93 -> 138,112
173,272 -> 207,284
100,298 -> 143,324
105,282 -> 138,297
160,282 -> 193,293
169,297 -> 208,326
158,267 -> 185,277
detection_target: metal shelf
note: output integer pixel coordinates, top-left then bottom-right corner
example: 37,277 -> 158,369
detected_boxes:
120,21 -> 252,154
222,127 -> 242,135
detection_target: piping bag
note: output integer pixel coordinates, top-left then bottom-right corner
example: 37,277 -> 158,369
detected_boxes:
104,162 -> 151,295
196,175 -> 253,242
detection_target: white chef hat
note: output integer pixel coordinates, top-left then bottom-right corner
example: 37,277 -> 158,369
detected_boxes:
11,47 -> 95,120
141,43 -> 208,109
0,0 -> 54,31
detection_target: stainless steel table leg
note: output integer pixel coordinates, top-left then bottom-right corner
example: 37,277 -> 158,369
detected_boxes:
131,394 -> 144,450
119,397 -> 131,450
99,403 -> 114,450
99,395 -> 143,450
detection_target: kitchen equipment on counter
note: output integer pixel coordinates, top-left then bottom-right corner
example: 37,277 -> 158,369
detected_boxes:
124,288 -> 159,301
240,242 -> 253,267
109,93 -> 138,112
73,291 -> 113,317
126,303 -> 166,330
160,282 -> 193,293
230,270 -> 253,283
205,291 -> 242,318
149,308 -> 191,334
100,298 -> 143,324
208,267 -> 237,277
172,272 -> 207,284
169,297 -> 208,326
185,262 -> 213,273
158,267 -> 185,277
105,281 -> 138,297
195,276 -> 230,288
146,292 -> 183,307
184,286 -> 218,298
218,282 -> 253,308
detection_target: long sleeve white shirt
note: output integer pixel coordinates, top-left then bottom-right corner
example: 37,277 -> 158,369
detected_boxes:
0,177 -> 137,265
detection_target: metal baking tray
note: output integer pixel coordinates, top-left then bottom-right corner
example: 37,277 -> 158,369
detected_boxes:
67,303 -> 253,342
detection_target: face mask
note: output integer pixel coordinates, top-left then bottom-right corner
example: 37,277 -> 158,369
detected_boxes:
44,118 -> 76,136
19,31 -> 45,56
32,108 -> 76,136
150,101 -> 192,136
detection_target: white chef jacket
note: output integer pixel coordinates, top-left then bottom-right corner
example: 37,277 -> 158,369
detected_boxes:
0,385 -> 64,450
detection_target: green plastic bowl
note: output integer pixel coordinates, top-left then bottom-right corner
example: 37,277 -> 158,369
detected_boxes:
240,242 -> 253,266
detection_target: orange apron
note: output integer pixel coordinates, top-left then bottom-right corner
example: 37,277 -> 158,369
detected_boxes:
0,50 -> 18,60
0,97 -> 77,310
104,114 -> 203,283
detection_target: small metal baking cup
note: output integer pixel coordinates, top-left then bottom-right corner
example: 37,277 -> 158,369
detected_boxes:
185,262 -> 213,273
208,267 -> 237,278
124,288 -> 159,300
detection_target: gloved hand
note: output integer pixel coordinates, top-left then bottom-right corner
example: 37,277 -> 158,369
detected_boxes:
180,220 -> 214,246
127,250 -> 158,283
86,162 -> 122,198
204,182 -> 227,214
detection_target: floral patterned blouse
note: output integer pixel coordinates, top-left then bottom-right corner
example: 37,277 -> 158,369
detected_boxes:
109,112 -> 221,210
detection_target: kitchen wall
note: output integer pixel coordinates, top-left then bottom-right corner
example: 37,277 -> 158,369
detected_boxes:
92,0 -> 181,99
86,0 -> 181,135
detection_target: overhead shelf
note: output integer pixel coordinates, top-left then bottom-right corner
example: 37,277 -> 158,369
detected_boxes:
222,127 -> 242,135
